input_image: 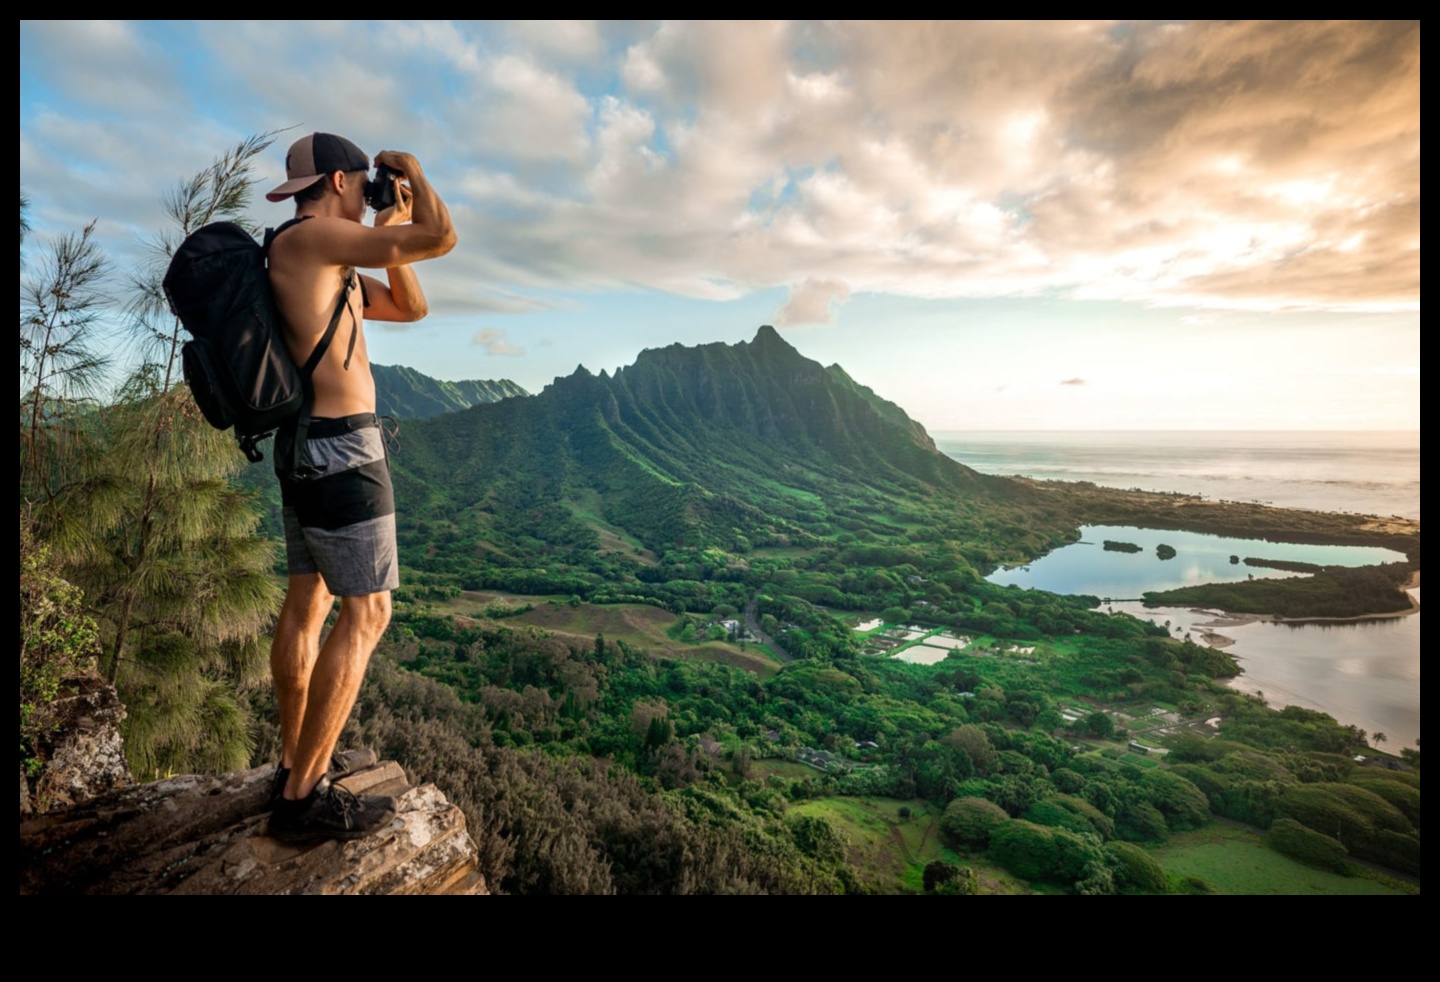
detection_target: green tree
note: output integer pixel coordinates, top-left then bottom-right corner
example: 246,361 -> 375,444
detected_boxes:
1082,711 -> 1114,739
20,220 -> 112,501
940,795 -> 1009,848
36,135 -> 282,780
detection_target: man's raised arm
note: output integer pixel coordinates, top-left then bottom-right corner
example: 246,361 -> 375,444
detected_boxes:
305,151 -> 457,273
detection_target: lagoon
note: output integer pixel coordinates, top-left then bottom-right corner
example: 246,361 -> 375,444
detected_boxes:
986,524 -> 1406,599
1108,597 -> 1420,750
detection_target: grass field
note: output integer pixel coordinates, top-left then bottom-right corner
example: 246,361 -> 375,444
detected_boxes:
430,593 -> 783,676
746,759 -> 823,782
1151,824 -> 1408,895
789,796 -> 1028,894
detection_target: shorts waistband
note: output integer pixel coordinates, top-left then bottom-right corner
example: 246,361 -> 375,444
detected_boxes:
307,413 -> 379,439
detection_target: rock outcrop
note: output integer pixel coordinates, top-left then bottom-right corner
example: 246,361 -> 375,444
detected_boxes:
20,757 -> 487,895
21,675 -> 131,816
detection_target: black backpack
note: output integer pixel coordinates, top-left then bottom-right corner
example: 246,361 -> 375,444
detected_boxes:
162,217 -> 357,472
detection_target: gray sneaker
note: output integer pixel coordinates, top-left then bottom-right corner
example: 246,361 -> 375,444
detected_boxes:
267,776 -> 398,844
270,748 -> 380,806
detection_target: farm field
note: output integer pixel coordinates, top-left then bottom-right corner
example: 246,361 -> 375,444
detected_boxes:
431,592 -> 783,675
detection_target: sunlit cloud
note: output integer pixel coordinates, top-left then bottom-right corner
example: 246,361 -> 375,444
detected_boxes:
775,278 -> 851,326
473,327 -> 526,356
22,20 -> 1420,321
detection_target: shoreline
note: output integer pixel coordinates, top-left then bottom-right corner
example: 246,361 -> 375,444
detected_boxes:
1184,569 -> 1421,634
1182,573 -> 1420,649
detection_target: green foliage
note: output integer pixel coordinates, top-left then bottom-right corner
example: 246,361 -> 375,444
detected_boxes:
1267,818 -> 1350,874
1024,794 -> 1115,840
787,814 -> 847,864
923,860 -> 978,895
1144,563 -> 1414,618
20,219 -> 112,502
1116,801 -> 1170,842
989,819 -> 1104,887
1081,710 -> 1114,739
1279,782 -> 1411,841
1346,775 -> 1420,827
1104,840 -> 1167,892
19,514 -> 101,770
24,136 -> 283,781
941,796 -> 1010,848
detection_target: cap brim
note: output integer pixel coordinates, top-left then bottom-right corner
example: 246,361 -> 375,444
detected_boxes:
265,174 -> 326,203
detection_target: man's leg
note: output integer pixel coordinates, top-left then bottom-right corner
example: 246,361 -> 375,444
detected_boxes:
270,573 -> 333,769
283,589 -> 392,800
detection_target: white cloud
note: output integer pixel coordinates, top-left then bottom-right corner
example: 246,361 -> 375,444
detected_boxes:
21,21 -> 1420,323
508,21 -> 602,62
479,54 -> 592,162
775,279 -> 851,326
473,327 -> 525,356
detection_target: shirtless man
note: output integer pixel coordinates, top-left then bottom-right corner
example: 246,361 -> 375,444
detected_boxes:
261,132 -> 456,842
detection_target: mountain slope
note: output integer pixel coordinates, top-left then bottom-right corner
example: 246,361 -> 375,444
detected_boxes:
371,363 -> 526,419
391,326 -> 1062,576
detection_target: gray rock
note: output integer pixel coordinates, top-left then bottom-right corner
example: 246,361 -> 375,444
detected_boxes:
25,675 -> 131,813
20,758 -> 487,895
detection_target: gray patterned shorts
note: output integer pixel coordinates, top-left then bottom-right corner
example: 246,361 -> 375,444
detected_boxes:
276,414 -> 398,597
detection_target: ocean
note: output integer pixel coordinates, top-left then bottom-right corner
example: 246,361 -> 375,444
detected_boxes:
933,430 -> 1420,520
934,430 -> 1421,750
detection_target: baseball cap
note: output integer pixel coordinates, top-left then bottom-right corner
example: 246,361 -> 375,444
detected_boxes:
266,133 -> 370,202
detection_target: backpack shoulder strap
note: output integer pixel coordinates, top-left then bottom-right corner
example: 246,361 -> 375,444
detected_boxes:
263,215 -> 312,253
287,269 -> 358,481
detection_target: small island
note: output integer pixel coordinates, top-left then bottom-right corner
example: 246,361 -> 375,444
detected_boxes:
1103,540 -> 1143,553
1156,543 -> 1177,560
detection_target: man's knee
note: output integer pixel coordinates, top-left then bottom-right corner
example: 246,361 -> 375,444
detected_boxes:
341,590 -> 392,639
280,574 -> 333,628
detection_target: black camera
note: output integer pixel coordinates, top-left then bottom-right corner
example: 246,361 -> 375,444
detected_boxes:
364,164 -> 401,212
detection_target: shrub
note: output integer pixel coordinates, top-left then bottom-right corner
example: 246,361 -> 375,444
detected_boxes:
1268,818 -> 1350,874
990,820 -> 1103,884
1104,841 -> 1167,892
941,796 -> 1010,848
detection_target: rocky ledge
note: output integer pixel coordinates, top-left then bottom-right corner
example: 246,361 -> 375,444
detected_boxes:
20,758 -> 486,895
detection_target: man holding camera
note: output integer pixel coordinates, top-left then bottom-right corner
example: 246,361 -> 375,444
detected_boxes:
262,132 -> 456,842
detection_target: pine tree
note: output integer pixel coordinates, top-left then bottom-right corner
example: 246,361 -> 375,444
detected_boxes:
19,219 -> 111,502
34,134 -> 284,780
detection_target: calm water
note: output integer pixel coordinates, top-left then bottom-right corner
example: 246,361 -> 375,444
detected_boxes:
935,430 -> 1420,520
1108,598 -> 1420,750
943,431 -> 1420,750
988,524 -> 1406,599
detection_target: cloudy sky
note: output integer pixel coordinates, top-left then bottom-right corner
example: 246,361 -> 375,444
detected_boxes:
20,21 -> 1419,430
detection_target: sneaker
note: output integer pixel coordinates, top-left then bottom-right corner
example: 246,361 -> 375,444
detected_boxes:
267,776 -> 399,844
270,748 -> 380,805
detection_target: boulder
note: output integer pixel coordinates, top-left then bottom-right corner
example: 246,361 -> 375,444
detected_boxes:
20,757 -> 487,895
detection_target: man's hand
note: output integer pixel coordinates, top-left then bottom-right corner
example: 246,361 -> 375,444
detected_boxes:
373,179 -> 412,228
373,150 -> 423,181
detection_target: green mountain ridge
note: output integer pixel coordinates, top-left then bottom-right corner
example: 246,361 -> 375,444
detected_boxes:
370,363 -> 527,420
391,326 -> 1067,587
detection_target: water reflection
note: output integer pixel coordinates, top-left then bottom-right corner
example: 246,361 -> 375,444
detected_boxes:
1107,595 -> 1420,750
988,525 -> 1406,598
